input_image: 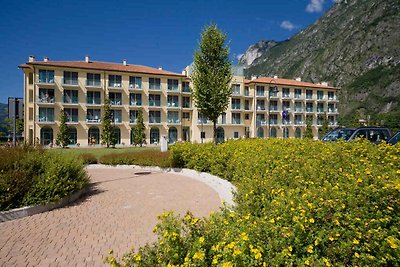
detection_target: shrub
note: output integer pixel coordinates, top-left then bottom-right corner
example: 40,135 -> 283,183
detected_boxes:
99,151 -> 171,168
110,139 -> 400,266
0,146 -> 89,211
79,153 -> 98,164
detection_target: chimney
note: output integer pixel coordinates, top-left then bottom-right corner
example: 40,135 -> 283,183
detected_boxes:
321,81 -> 328,86
182,69 -> 187,76
273,75 -> 278,79
295,77 -> 301,82
251,75 -> 257,80
85,55 -> 90,63
123,59 -> 127,66
158,66 -> 163,70
28,55 -> 35,62
44,57 -> 49,62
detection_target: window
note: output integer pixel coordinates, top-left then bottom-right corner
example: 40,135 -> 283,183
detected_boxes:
129,110 -> 139,123
149,94 -> 161,106
256,100 -> 265,110
28,73 -> 33,84
182,96 -> 190,108
182,82 -> 190,92
38,107 -> 54,122
87,109 -> 101,122
167,95 -> 179,107
87,73 -> 101,86
149,78 -> 161,90
220,113 -> 226,124
198,113 -> 208,124
245,114 -> 250,120
108,75 -> 122,87
283,101 -> 290,110
294,102 -> 303,112
328,103 -> 335,112
167,111 -> 180,123
149,110 -> 161,123
150,128 -> 160,144
109,92 -> 122,105
328,91 -> 335,100
295,115 -> 303,125
182,112 -> 190,119
256,114 -> 265,125
68,127 -> 77,145
201,132 -> 206,139
64,108 -> 78,122
282,88 -> 290,98
245,100 -> 250,110
294,89 -> 302,99
269,114 -> 278,125
38,88 -> 55,103
63,71 -> 78,85
269,87 -> 278,97
306,90 -> 313,99
129,76 -> 142,89
269,100 -> 278,111
130,93 -> 142,106
317,103 -> 324,112
63,90 -> 78,103
317,91 -> 324,100
234,132 -> 239,139
231,98 -> 241,110
29,90 -> 33,103
111,110 -> 122,123
256,86 -> 265,96
167,79 -> 179,91
29,108 -> 33,121
306,102 -> 313,112
232,113 -> 241,124
232,84 -> 241,95
244,86 -> 250,96
87,91 -> 101,105
38,70 -> 54,83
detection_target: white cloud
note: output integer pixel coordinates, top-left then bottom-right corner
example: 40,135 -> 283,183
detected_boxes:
280,20 -> 296,31
306,0 -> 325,13
236,54 -> 244,61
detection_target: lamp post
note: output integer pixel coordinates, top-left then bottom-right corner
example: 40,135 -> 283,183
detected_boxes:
267,80 -> 278,139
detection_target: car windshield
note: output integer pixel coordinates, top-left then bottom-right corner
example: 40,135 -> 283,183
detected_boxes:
322,128 -> 355,141
389,132 -> 400,145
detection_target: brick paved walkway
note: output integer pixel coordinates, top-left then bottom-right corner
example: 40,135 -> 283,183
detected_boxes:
0,168 -> 221,266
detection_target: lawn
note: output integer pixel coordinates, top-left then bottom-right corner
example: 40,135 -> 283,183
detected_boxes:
48,146 -> 158,160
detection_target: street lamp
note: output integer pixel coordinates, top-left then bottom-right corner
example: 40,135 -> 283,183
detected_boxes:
267,80 -> 279,139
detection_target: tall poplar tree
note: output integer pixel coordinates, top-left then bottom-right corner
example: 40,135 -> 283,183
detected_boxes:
101,99 -> 114,148
191,23 -> 233,145
56,109 -> 69,148
133,109 -> 146,146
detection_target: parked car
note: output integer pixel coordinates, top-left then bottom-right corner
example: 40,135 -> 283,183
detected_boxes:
388,131 -> 400,145
322,127 -> 392,144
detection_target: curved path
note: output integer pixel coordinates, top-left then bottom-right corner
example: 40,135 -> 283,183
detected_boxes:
0,167 -> 222,266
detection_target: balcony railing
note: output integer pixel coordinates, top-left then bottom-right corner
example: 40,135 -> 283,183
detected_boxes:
149,101 -> 161,107
130,101 -> 142,106
87,97 -> 101,105
109,83 -> 122,88
86,80 -> 101,87
256,106 -> 265,111
110,100 -> 122,105
66,116 -> 79,123
167,86 -> 180,91
86,117 -> 101,123
37,116 -> 54,122
63,79 -> 79,86
231,104 -> 241,110
149,117 -> 161,123
167,102 -> 179,107
182,86 -> 191,93
37,97 -> 55,103
37,78 -> 54,84
129,118 -> 138,124
112,117 -> 122,123
168,118 -> 180,124
129,83 -> 142,89
232,119 -> 241,125
63,96 -> 78,104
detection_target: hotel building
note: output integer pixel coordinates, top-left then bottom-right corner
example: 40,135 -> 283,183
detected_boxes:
19,56 -> 339,146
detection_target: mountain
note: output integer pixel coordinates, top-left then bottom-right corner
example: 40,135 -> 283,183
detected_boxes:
243,0 -> 400,128
238,40 -> 278,67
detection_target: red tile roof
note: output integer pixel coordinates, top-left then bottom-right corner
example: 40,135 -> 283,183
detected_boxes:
246,76 -> 337,89
19,60 -> 185,77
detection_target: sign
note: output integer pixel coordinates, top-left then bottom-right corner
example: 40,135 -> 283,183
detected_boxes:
8,97 -> 23,119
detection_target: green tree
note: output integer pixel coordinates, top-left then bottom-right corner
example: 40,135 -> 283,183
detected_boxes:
319,112 -> 330,138
101,99 -> 114,148
55,109 -> 69,148
133,109 -> 146,146
304,116 -> 314,139
191,23 -> 233,145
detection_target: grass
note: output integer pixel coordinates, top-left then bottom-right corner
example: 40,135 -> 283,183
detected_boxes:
48,146 -> 158,160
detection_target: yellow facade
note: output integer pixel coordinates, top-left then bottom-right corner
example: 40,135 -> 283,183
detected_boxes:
20,58 -> 339,146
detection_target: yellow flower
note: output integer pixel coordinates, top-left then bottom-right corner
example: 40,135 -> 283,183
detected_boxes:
354,252 -> 360,258
241,232 -> 249,241
222,262 -> 233,267
269,218 -> 275,224
192,251 -> 205,261
309,218 -> 315,223
307,245 -> 314,253
387,236 -> 399,249
353,239 -> 360,245
199,236 -> 205,244
134,254 -> 141,261
305,259 -> 311,265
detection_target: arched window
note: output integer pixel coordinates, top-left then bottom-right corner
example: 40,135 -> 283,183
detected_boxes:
88,127 -> 100,145
257,127 -> 264,138
40,127 -> 53,145
168,127 -> 178,144
270,127 -> 277,138
216,127 -> 225,143
68,127 -> 77,145
150,127 -> 160,144
295,127 -> 302,138
113,127 -> 121,145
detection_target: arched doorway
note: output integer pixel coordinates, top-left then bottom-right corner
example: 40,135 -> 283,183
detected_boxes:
150,127 -> 160,144
40,127 -> 53,145
257,127 -> 264,138
88,127 -> 100,145
216,127 -> 225,143
295,127 -> 302,138
283,127 -> 290,139
168,127 -> 178,144
113,127 -> 121,145
68,127 -> 77,145
270,127 -> 277,138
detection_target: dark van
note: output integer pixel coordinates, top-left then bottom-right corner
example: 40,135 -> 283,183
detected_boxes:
322,127 -> 392,144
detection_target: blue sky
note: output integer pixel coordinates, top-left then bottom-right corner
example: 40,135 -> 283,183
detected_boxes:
0,0 -> 335,103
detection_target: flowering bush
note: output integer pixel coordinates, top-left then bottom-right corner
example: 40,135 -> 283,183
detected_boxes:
99,151 -> 171,168
108,139 -> 400,266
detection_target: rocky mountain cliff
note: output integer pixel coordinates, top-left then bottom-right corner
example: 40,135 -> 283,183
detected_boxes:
244,0 -> 400,127
238,40 -> 278,67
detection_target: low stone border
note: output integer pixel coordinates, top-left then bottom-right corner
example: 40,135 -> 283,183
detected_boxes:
86,164 -> 237,207
0,186 -> 89,223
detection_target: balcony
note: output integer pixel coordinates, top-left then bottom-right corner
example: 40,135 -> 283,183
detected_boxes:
327,108 -> 338,113
232,119 -> 241,125
149,117 -> 161,124
66,116 -> 79,123
63,78 -> 79,87
182,86 -> 191,93
167,102 -> 180,108
317,108 -> 325,113
129,118 -> 138,124
167,85 -> 180,92
148,85 -> 161,91
167,118 -> 180,124
294,108 -> 304,112
256,106 -> 266,111
306,108 -> 314,113
231,104 -> 241,110
294,94 -> 303,99
112,117 -> 123,124
37,116 -> 54,123
108,82 -> 122,88
110,100 -> 122,106
86,117 -> 101,124
130,101 -> 142,107
86,80 -> 102,88
295,121 -> 305,125
37,96 -> 55,104
37,78 -> 54,85
149,100 -> 161,107
87,97 -> 101,106
63,96 -> 79,105
269,106 -> 279,112
129,83 -> 142,90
